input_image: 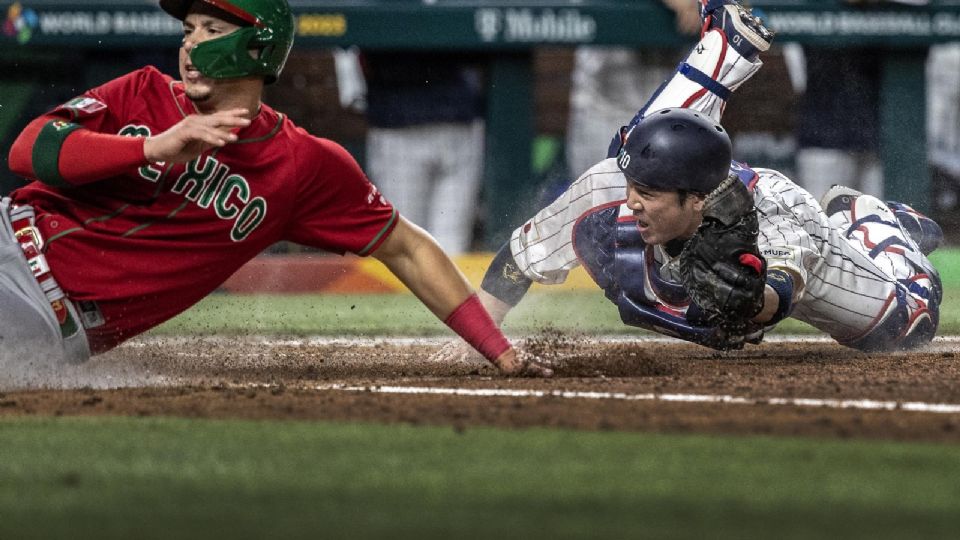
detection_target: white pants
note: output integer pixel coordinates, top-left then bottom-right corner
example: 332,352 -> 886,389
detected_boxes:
1,198 -> 90,373
366,120 -> 485,255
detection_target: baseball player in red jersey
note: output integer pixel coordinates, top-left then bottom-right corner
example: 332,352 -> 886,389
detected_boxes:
443,0 -> 942,359
2,0 -> 550,377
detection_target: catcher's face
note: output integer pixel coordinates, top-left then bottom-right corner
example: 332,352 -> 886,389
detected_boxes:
626,182 -> 705,245
179,6 -> 243,104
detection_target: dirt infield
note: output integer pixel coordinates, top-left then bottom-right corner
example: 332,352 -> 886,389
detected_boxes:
2,334 -> 959,443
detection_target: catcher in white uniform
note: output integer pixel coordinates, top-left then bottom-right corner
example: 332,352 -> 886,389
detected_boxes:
477,0 -> 943,352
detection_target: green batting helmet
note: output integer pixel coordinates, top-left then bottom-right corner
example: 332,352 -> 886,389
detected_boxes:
160,0 -> 295,84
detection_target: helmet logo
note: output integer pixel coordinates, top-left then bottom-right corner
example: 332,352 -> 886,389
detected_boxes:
618,149 -> 631,169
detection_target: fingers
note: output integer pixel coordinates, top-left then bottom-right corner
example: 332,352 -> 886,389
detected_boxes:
495,348 -> 554,378
518,360 -> 554,378
516,347 -> 554,377
205,108 -> 253,130
434,343 -> 554,377
188,109 -> 251,145
145,109 -> 253,163
193,123 -> 239,147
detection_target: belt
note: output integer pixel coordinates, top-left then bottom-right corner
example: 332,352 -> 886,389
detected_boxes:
10,210 -> 81,339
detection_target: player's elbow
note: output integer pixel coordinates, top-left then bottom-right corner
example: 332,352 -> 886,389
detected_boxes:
8,116 -> 53,179
8,131 -> 35,178
372,217 -> 436,267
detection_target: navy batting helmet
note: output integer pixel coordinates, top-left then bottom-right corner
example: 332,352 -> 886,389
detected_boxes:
616,108 -> 732,193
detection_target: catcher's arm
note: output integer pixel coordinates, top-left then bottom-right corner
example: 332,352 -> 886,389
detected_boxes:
754,267 -> 799,326
478,241 -> 534,325
611,243 -> 764,350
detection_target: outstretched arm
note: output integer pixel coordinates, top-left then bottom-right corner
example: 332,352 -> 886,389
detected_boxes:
373,217 -> 551,377
373,217 -> 473,319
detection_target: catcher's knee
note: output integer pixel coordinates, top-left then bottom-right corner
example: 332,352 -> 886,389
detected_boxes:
839,285 -> 939,352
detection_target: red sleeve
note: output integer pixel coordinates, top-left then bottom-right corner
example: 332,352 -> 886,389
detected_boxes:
7,68 -> 159,188
9,116 -> 146,187
285,134 -> 398,256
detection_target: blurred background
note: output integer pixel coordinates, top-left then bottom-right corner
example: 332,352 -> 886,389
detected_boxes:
2,0 -> 958,257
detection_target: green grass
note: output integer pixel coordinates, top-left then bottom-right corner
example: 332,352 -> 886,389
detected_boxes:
929,248 -> 960,288
1,417 -> 959,539
155,248 -> 960,336
155,289 -> 630,336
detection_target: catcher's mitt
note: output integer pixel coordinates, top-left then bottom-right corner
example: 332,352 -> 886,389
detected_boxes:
679,174 -> 766,332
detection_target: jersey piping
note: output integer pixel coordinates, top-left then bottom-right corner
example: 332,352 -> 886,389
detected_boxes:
357,207 -> 398,256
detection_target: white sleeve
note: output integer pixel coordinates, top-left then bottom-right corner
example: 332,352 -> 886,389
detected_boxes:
510,158 -> 627,284
753,169 -> 830,300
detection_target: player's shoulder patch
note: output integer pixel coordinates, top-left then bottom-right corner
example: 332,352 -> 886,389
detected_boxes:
59,96 -> 107,119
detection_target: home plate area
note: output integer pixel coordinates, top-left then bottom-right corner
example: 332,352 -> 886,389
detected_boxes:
1,335 -> 959,442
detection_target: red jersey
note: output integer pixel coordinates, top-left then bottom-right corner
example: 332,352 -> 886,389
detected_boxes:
9,66 -> 397,353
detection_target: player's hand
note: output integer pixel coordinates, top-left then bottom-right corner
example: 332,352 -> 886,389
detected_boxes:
492,348 -> 554,378
430,341 -> 553,377
144,108 -> 251,164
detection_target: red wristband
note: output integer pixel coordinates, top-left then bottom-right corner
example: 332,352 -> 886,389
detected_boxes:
444,294 -> 511,361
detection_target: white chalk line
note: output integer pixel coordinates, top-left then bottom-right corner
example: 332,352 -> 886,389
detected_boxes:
129,335 -> 960,414
131,335 -> 841,347
235,382 -> 960,415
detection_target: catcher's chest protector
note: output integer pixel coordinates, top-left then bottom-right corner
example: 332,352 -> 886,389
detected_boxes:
571,205 -> 621,300
572,205 -> 689,310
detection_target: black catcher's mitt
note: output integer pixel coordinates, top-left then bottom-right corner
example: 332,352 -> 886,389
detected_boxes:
679,175 -> 766,332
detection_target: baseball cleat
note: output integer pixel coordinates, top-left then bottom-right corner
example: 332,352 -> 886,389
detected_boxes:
699,0 -> 774,61
822,186 -> 900,239
822,184 -> 943,257
886,201 -> 944,256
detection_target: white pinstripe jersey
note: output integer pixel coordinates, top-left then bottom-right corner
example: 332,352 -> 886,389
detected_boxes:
509,158 -> 925,341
